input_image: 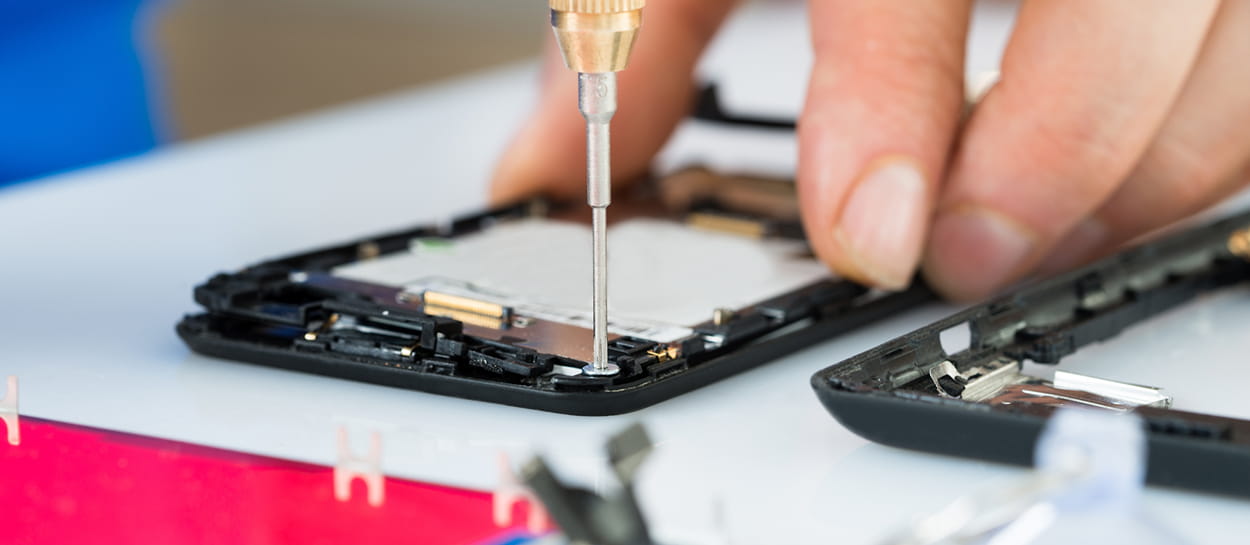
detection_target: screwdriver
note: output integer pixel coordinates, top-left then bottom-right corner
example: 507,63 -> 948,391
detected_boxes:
549,0 -> 645,375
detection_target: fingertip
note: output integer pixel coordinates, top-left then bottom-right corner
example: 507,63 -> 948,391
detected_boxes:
488,121 -> 579,206
1035,217 -> 1110,276
922,206 -> 1038,301
488,63 -> 587,206
489,126 -> 533,205
830,157 -> 931,291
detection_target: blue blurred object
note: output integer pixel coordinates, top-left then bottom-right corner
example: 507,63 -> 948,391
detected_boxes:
0,0 -> 162,187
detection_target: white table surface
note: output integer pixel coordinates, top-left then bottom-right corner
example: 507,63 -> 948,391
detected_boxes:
2,2 -> 1248,543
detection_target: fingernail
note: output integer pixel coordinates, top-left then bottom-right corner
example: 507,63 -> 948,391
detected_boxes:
926,207 -> 1035,300
1038,218 -> 1108,275
836,159 -> 928,290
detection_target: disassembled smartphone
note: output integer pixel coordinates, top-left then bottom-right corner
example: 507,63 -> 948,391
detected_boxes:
178,165 -> 932,415
813,210 -> 1250,497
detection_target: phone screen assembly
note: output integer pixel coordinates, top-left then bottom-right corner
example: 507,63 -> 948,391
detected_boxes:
178,167 -> 933,415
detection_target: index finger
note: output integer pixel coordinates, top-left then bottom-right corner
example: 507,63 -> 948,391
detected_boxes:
798,0 -> 973,289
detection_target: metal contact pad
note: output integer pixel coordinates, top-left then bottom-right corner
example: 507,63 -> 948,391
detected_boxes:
331,216 -> 829,340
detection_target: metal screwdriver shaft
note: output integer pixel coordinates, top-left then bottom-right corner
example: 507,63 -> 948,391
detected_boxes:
549,0 -> 645,375
584,72 -> 615,375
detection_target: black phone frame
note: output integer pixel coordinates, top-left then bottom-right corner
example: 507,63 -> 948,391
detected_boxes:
812,210 -> 1250,498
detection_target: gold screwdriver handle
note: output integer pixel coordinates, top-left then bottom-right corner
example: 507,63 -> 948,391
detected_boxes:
550,0 -> 645,14
550,0 -> 645,73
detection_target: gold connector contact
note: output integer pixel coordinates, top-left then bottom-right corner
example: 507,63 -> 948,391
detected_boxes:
1229,227 -> 1250,260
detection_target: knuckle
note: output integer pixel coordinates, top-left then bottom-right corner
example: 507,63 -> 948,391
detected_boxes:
988,76 -> 1147,193
1025,110 -> 1125,184
803,40 -> 963,143
673,0 -> 729,43
1147,139 -> 1221,205
1122,134 -> 1226,219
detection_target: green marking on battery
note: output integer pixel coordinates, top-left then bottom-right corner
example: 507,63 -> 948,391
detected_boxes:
413,238 -> 454,252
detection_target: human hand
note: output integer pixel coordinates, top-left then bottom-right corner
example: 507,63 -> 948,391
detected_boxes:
491,0 -> 1250,301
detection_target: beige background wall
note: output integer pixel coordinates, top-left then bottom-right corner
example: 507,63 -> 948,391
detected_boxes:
154,0 -> 545,139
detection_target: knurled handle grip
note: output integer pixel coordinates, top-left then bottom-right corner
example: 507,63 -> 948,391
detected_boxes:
549,0 -> 645,13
